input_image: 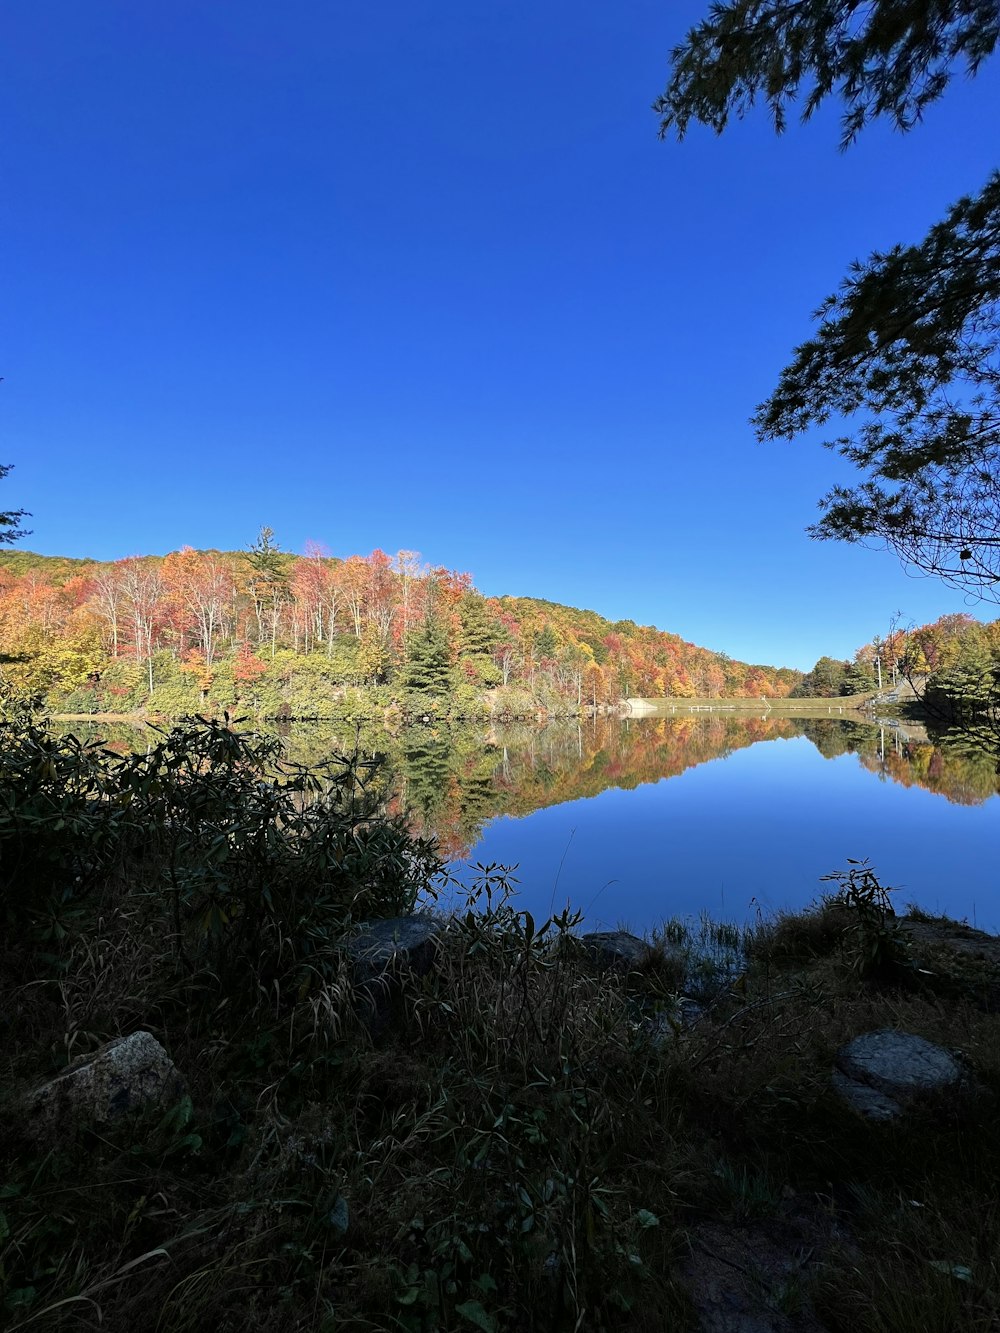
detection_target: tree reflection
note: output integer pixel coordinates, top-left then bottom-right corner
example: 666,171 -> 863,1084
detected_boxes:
61,712 -> 1000,862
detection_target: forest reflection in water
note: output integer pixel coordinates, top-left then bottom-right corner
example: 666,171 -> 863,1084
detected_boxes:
274,711 -> 999,853
76,711 -> 1000,930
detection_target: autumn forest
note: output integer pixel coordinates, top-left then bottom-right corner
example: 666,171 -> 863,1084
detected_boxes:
3,533 -> 1000,727
0,534 -> 805,718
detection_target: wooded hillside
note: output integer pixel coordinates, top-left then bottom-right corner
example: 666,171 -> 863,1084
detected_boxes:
0,539 -> 801,717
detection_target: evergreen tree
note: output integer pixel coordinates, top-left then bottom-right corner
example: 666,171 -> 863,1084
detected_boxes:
457,592 -> 504,686
656,0 -> 997,146
243,527 -> 291,657
403,615 -> 453,695
924,626 -> 999,718
534,624 -> 558,660
457,591 -> 500,658
841,661 -> 877,696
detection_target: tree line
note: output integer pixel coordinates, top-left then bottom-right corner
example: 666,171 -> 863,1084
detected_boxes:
0,535 -> 801,718
794,612 -> 1000,723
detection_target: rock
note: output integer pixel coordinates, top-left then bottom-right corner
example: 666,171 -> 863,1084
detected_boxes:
21,1031 -> 186,1139
897,918 -> 1000,1010
830,1071 -> 903,1123
682,1212 -> 839,1332
899,918 -> 1000,968
347,914 -> 442,1033
580,930 -> 653,972
833,1029 -> 964,1121
347,914 -> 441,977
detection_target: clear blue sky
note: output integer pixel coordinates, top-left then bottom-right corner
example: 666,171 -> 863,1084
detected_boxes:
3,1 -> 998,670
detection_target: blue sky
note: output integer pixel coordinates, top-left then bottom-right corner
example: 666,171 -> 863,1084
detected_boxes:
3,0 -> 998,670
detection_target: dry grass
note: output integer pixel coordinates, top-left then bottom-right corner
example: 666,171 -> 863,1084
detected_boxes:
3,870 -> 1000,1331
631,695 -> 874,715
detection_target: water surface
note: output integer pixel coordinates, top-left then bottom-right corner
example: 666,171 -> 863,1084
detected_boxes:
455,718 -> 1000,932
66,711 -> 1000,932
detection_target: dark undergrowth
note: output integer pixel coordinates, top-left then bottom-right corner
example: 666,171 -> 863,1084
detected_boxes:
2,702 -> 999,1330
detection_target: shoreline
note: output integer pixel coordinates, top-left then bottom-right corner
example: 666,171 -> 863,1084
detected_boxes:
626,693 -> 875,716
50,694 -> 879,725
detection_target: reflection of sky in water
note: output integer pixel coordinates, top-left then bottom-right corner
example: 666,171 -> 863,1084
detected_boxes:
450,735 -> 1000,932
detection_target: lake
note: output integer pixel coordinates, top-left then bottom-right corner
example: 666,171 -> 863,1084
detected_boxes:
65,711 -> 1000,933
441,714 -> 1000,933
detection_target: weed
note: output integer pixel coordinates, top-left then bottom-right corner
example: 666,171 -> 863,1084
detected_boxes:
820,859 -> 906,982
710,1159 -> 784,1221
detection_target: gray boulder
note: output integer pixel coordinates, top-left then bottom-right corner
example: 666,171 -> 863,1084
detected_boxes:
580,930 -> 653,973
21,1031 -> 186,1139
833,1029 -> 964,1121
347,914 -> 442,1033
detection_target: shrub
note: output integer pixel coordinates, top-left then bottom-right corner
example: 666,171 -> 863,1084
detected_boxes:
0,695 -> 126,930
0,706 -> 443,982
51,685 -> 101,714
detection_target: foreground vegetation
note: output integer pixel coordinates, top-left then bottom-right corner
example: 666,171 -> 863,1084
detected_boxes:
2,707 -> 999,1330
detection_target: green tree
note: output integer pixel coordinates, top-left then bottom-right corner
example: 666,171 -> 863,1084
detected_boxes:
922,617 -> 1000,718
0,464 -> 30,545
657,1 -> 1000,596
791,655 -> 848,697
243,527 -> 290,658
457,591 -> 504,687
457,591 -> 500,658
534,624 -> 559,660
841,660 -> 877,696
402,614 -> 453,696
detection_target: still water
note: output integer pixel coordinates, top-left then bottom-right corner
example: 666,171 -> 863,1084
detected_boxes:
73,711 -> 1000,932
451,717 -> 1000,933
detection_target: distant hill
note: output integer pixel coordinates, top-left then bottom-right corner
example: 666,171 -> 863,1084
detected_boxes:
0,546 -> 802,713
0,549 -> 96,582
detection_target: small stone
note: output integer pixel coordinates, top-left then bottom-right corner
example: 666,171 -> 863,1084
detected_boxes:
21,1031 -> 186,1139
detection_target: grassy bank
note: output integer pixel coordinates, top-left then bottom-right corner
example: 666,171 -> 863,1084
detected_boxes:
48,690 -> 874,725
628,694 -> 875,715
2,710 -> 999,1330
